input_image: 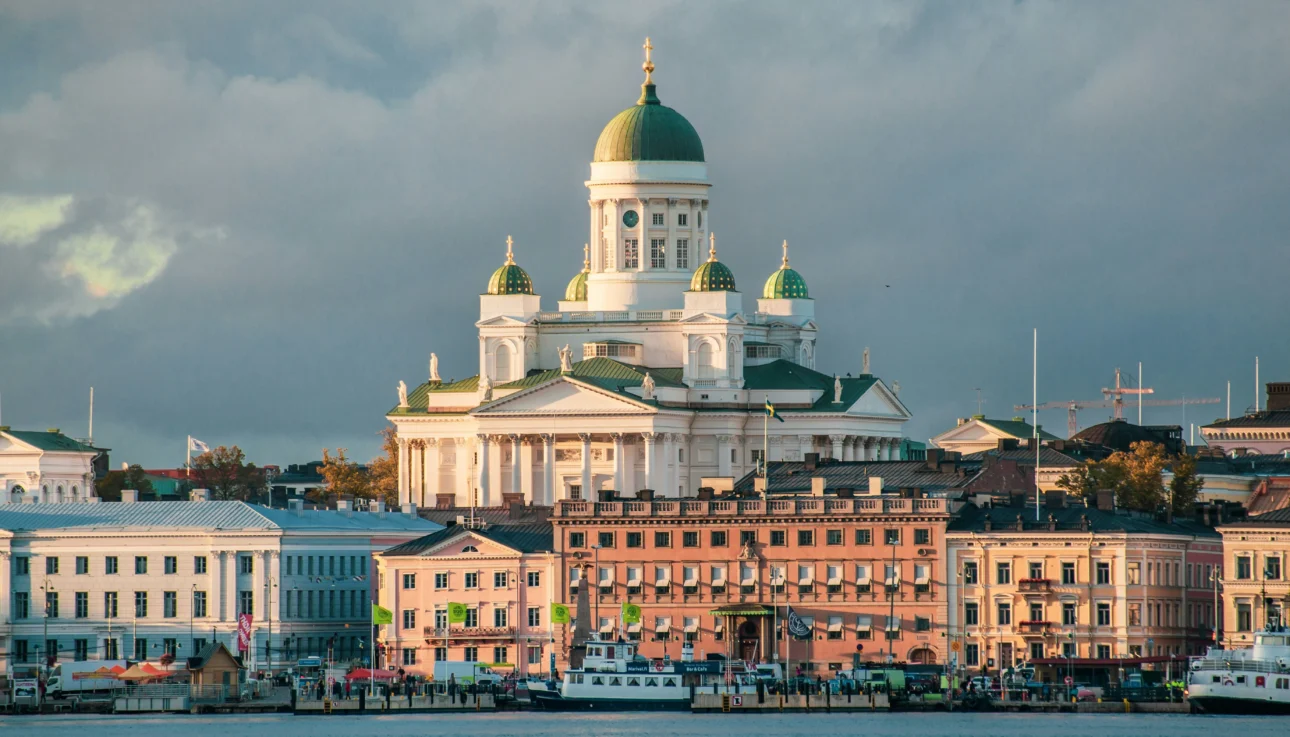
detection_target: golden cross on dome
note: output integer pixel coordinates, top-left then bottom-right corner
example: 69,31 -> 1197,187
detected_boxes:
583,243 -> 590,271
505,235 -> 515,264
643,37 -> 655,84
708,231 -> 717,261
782,240 -> 790,267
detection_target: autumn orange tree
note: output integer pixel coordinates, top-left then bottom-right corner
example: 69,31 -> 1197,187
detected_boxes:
366,427 -> 399,506
191,445 -> 268,502
1056,440 -> 1201,514
318,427 -> 401,506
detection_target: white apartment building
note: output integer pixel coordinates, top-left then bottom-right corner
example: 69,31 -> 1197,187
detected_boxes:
0,496 -> 439,675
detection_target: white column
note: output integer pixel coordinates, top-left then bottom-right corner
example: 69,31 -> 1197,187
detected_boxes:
624,437 -> 636,493
662,433 -> 676,496
425,439 -> 440,506
224,551 -> 238,623
542,434 -> 555,505
612,433 -> 625,492
410,441 -> 422,505
579,433 -> 593,499
488,434 -> 503,506
520,437 -> 535,503
589,200 -> 601,272
510,434 -> 522,499
0,553 -> 10,624
476,434 -> 491,508
639,197 -> 650,270
455,437 -> 472,507
842,437 -> 855,462
642,433 -> 657,491
254,551 -> 268,623
798,435 -> 814,462
881,438 -> 894,461
397,438 -> 409,505
830,434 -> 845,460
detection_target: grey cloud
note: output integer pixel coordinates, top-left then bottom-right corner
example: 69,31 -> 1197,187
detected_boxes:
0,1 -> 1287,465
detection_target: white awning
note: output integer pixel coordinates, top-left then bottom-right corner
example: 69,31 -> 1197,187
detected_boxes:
885,616 -> 901,631
627,622 -> 642,633
884,575 -> 900,586
599,568 -> 615,584
655,568 -> 670,584
827,616 -> 844,632
714,619 -> 724,632
656,623 -> 671,633
827,574 -> 843,586
626,568 -> 642,584
856,566 -> 872,585
683,568 -> 698,586
771,570 -> 786,585
711,567 -> 727,583
856,615 -> 873,632
915,573 -> 931,585
684,619 -> 699,633
741,568 -> 756,585
914,564 -> 930,585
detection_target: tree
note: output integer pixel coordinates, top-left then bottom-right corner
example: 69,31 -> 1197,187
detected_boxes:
366,427 -> 399,506
95,464 -> 156,502
317,448 -> 370,505
1168,452 -> 1204,514
191,445 -> 268,502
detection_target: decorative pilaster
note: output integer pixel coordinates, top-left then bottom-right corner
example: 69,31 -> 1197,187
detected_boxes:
540,434 -> 555,505
476,434 -> 491,508
509,434 -> 523,498
424,438 -> 440,506
829,434 -> 846,461
611,433 -> 625,492
579,433 -> 593,500
397,438 -> 409,505
641,432 -> 658,491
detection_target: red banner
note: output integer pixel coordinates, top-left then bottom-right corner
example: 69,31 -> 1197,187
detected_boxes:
237,613 -> 253,652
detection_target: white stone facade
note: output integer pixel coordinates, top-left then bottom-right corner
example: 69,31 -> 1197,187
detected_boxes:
0,429 -> 99,505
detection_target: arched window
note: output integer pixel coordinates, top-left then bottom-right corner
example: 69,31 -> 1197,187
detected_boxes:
462,545 -> 479,553
10,485 -> 23,504
495,343 -> 513,383
71,486 -> 79,501
696,342 -> 715,380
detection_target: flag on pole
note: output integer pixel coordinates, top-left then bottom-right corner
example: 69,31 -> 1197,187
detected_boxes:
550,603 -> 571,624
372,604 -> 393,625
764,400 -> 785,422
188,437 -> 211,453
786,606 -> 811,639
447,602 -> 467,624
621,602 -> 641,624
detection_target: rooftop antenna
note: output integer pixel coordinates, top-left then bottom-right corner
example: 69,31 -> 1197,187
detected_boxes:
1033,328 -> 1040,522
975,388 -> 985,415
1138,361 -> 1143,425
1255,356 -> 1260,412
1227,380 -> 1231,420
88,387 -> 94,446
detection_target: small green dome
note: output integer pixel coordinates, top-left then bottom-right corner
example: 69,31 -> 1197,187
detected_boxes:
485,236 -> 534,295
690,234 -> 736,292
564,244 -> 591,301
593,83 -> 705,163
762,241 -> 809,299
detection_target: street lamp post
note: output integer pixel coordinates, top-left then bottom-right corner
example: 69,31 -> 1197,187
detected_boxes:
1210,567 -> 1222,644
190,583 -> 198,657
591,544 -> 602,633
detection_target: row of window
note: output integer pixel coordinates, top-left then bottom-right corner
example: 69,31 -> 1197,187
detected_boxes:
400,645 -> 512,666
570,561 -> 931,596
401,570 -> 541,591
568,528 -> 929,550
12,554 -> 213,576
10,635 -> 364,665
12,590 -> 229,619
283,588 -> 367,620
959,559 -> 1218,587
284,554 -> 368,578
1234,554 -> 1282,581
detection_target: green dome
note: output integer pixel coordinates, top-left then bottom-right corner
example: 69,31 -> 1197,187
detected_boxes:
763,268 -> 809,299
762,241 -> 810,298
593,83 -> 705,163
564,244 -> 591,301
690,235 -> 736,292
485,236 -> 534,295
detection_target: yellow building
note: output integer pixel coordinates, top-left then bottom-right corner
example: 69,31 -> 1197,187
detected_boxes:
1217,508 -> 1289,648
946,495 -> 1221,686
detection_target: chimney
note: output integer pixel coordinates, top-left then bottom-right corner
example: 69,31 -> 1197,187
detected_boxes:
508,502 -> 524,519
121,489 -> 138,503
868,476 -> 884,495
1044,490 -> 1065,510
835,487 -> 854,499
697,487 -> 713,500
925,449 -> 943,470
401,502 -> 418,518
810,476 -> 827,496
288,498 -> 305,517
191,489 -> 210,502
957,418 -> 968,427
336,499 -> 353,517
372,499 -> 387,518
1095,490 -> 1115,512
753,477 -> 767,494
804,453 -> 819,472
435,493 -> 454,510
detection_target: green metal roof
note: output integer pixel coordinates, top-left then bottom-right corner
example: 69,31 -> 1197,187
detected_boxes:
710,605 -> 772,617
2,429 -> 97,453
762,266 -> 809,299
690,259 -> 736,292
741,360 -> 879,412
593,83 -> 704,163
564,270 -> 588,301
486,262 -> 534,295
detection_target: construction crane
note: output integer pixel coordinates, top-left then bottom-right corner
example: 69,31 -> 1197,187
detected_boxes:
1015,368 -> 1221,436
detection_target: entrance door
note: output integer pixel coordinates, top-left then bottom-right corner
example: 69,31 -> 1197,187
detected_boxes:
738,620 -> 760,661
1000,643 -> 1014,669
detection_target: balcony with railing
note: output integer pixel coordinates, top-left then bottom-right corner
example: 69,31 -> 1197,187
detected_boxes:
1018,578 -> 1054,593
554,497 -> 947,519
1018,620 -> 1053,634
422,626 -> 516,640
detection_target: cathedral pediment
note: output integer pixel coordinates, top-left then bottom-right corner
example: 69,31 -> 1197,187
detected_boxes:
471,376 -> 656,416
845,381 -> 912,419
476,315 -> 535,327
678,312 -> 746,325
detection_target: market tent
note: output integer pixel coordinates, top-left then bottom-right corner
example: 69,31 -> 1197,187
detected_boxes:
117,664 -> 159,681
344,668 -> 398,681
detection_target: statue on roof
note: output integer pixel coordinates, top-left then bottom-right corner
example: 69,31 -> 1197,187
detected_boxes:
479,373 -> 493,402
559,344 -> 573,373
862,346 -> 870,375
397,380 -> 409,408
641,372 -> 656,400
892,380 -> 901,397
834,375 -> 843,404
429,353 -> 440,383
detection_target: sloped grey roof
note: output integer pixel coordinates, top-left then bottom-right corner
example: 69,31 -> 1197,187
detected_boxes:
960,447 -> 1081,467
0,500 -> 442,533
948,503 -> 1220,537
732,459 -> 974,496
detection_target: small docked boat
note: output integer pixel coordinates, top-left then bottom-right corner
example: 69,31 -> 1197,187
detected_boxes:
1188,626 -> 1290,714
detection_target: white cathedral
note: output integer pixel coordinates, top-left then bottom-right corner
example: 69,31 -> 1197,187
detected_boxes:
390,42 -> 911,508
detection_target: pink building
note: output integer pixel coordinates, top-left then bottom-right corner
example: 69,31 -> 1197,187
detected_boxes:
375,523 -> 558,677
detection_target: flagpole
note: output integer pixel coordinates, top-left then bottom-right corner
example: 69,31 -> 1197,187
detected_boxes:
369,597 -> 375,694
763,394 -> 769,479
186,435 -> 191,479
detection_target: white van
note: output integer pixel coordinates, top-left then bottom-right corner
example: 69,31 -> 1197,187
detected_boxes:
433,661 -> 502,686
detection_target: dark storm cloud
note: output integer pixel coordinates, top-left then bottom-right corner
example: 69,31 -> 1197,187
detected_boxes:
1,1 -> 1287,465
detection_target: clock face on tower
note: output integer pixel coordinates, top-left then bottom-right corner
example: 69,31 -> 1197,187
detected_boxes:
622,210 -> 639,228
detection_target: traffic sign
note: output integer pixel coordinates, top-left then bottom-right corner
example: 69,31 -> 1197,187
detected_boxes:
1065,676 -> 1073,686
951,641 -> 961,652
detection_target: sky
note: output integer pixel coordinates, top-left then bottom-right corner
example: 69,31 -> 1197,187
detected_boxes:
1,1 -> 1288,468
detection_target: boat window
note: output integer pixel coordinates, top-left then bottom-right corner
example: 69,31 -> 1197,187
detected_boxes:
664,678 -> 677,687
574,674 -> 584,684
627,677 -> 640,686
591,676 -> 604,685
645,678 -> 658,687
609,677 -> 622,686
1256,676 -> 1265,688
1236,675 -> 1247,684
1211,675 -> 1221,683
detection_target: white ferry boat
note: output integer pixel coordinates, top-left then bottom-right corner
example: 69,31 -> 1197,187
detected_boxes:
1188,626 -> 1290,714
530,639 -> 753,711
